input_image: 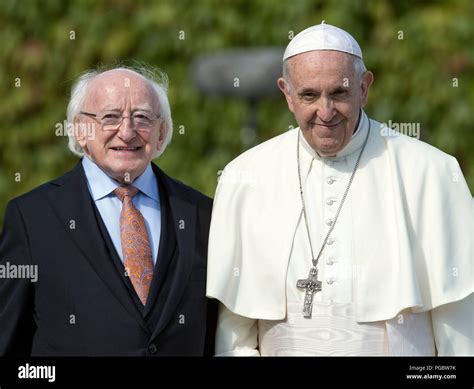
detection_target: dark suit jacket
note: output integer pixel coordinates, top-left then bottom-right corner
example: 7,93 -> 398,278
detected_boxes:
0,161 -> 217,356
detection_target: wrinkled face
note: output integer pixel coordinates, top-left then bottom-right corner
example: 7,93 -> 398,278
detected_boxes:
75,69 -> 165,184
278,50 -> 373,156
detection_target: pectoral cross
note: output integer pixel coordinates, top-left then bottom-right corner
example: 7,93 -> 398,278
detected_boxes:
296,267 -> 322,318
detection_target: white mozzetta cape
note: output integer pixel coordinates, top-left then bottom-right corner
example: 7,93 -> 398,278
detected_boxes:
207,116 -> 473,322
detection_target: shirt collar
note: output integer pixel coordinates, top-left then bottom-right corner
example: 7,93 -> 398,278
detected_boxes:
82,156 -> 159,202
132,162 -> 159,202
299,109 -> 369,161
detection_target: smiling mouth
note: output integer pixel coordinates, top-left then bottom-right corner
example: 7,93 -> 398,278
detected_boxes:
110,146 -> 142,151
312,121 -> 343,129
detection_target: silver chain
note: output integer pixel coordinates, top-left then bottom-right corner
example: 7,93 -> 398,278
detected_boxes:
297,120 -> 371,268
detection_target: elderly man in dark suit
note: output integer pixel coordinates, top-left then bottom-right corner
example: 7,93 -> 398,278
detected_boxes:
0,66 -> 216,356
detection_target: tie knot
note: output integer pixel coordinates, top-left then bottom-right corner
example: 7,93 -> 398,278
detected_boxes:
114,186 -> 139,202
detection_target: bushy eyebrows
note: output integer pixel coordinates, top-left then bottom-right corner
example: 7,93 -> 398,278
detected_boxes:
99,105 -> 154,112
297,85 -> 349,96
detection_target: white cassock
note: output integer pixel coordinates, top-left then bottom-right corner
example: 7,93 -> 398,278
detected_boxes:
206,111 -> 473,356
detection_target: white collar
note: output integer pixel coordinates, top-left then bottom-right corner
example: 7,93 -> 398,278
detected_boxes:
299,110 -> 369,162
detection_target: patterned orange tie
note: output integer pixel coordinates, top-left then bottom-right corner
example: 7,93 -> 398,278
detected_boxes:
114,186 -> 154,306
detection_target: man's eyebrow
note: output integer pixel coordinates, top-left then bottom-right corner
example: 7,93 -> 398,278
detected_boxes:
131,107 -> 154,112
297,86 -> 349,96
297,88 -> 320,96
330,86 -> 349,93
97,106 -> 154,112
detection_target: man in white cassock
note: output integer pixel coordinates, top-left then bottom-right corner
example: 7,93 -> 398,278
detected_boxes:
206,23 -> 473,356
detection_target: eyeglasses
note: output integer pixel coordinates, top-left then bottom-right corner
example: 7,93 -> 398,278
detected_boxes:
79,110 -> 161,131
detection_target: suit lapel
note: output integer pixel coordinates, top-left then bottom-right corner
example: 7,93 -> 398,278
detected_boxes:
45,162 -> 148,332
143,175 -> 176,317
147,164 -> 197,339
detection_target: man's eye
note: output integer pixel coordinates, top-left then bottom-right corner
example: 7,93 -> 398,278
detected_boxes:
134,114 -> 150,120
102,114 -> 120,120
302,93 -> 316,101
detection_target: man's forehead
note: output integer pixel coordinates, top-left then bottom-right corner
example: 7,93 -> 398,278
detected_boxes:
287,53 -> 359,92
85,70 -> 157,105
288,51 -> 356,83
88,70 -> 151,92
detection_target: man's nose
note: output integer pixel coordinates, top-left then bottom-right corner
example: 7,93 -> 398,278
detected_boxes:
117,117 -> 136,142
315,97 -> 336,122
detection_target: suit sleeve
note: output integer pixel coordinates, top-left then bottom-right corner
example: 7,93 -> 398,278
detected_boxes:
204,297 -> 218,356
0,200 -> 36,356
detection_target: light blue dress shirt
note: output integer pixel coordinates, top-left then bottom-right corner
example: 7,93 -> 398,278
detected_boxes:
82,157 -> 161,265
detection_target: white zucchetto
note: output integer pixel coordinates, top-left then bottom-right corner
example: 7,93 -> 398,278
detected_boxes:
283,22 -> 363,61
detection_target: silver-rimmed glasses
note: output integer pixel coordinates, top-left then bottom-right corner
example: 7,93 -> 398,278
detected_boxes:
79,110 -> 161,132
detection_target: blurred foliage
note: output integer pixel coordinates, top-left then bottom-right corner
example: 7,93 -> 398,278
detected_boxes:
0,0 -> 473,226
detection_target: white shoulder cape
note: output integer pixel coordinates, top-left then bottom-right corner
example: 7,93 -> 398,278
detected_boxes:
206,119 -> 473,322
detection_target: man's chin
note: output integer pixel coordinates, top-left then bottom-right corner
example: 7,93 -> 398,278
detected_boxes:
314,141 -> 342,156
106,163 -> 145,184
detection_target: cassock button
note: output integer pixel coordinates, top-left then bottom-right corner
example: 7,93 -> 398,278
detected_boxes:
326,219 -> 334,226
148,344 -> 158,354
326,259 -> 334,265
327,238 -> 335,245
326,199 -> 335,206
326,278 -> 335,285
327,177 -> 335,185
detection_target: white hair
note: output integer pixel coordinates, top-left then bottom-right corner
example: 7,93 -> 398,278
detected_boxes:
282,54 -> 367,89
66,65 -> 173,159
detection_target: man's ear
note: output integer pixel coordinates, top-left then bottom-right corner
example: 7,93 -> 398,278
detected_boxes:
156,121 -> 166,152
277,77 -> 295,113
360,71 -> 374,107
74,119 -> 88,148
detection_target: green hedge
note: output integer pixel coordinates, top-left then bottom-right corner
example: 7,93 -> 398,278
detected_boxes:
1,0 -> 472,225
